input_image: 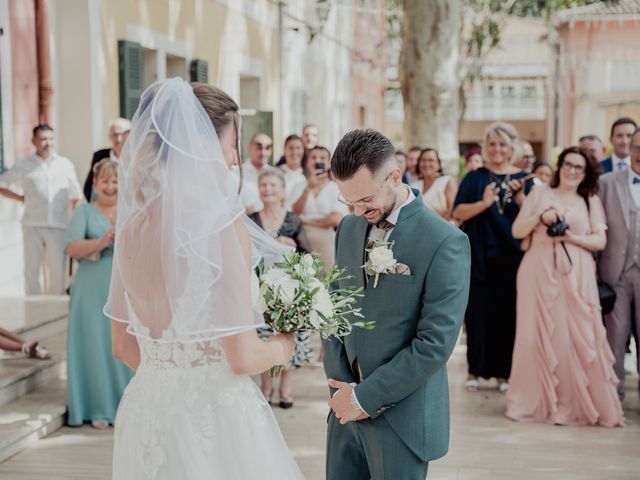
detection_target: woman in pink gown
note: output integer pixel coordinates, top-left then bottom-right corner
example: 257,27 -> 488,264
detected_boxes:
507,146 -> 624,427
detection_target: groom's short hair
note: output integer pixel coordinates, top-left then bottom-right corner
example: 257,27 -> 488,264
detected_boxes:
331,129 -> 395,180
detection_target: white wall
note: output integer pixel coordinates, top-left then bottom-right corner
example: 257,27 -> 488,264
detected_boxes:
280,3 -> 353,151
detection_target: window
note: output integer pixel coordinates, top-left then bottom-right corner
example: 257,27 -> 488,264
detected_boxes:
118,40 -> 144,119
166,53 -> 187,79
501,85 -> 515,98
523,85 -> 537,98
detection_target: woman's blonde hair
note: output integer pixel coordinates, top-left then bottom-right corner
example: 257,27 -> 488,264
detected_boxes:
482,122 -> 519,162
92,158 -> 118,182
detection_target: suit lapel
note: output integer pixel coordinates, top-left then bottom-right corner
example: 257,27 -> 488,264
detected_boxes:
354,217 -> 370,287
615,170 -> 631,229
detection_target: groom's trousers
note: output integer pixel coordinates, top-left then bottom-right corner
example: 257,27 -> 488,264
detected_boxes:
326,411 -> 429,480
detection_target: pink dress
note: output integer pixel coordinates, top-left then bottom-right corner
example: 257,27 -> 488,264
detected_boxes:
506,185 -> 624,427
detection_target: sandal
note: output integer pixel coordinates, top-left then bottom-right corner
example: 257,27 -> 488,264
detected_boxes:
21,342 -> 51,360
464,379 -> 480,392
91,420 -> 110,430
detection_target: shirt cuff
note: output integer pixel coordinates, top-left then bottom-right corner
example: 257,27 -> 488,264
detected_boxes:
349,382 -> 369,416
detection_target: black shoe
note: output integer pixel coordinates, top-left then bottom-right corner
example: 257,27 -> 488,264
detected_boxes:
279,398 -> 294,409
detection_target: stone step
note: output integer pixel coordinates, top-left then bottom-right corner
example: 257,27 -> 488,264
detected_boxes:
0,332 -> 66,408
0,295 -> 68,341
0,377 -> 66,463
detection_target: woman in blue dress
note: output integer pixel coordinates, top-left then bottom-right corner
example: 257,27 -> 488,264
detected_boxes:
452,122 -> 533,393
65,159 -> 133,429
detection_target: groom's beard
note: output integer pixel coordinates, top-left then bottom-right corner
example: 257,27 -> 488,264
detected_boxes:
363,191 -> 397,226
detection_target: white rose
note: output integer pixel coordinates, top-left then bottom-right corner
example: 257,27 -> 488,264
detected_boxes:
262,267 -> 288,287
308,310 -> 323,329
369,246 -> 397,271
294,254 -> 317,278
312,286 -> 333,319
277,277 -> 300,305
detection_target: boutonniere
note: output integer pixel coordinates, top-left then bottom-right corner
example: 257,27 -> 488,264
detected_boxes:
363,240 -> 397,288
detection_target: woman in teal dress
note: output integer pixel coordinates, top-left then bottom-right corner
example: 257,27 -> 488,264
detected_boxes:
65,159 -> 133,429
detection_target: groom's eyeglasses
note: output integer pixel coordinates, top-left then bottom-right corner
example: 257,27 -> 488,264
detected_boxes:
337,173 -> 392,208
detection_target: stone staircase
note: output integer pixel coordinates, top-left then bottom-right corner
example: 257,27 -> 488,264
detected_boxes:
0,296 -> 68,463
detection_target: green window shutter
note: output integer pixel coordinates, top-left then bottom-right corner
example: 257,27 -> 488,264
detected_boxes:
190,59 -> 209,83
118,40 -> 143,119
240,111 -> 273,164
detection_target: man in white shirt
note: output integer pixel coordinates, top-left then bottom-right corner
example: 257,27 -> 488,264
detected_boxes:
599,117 -> 637,174
239,132 -> 275,214
0,125 -> 83,295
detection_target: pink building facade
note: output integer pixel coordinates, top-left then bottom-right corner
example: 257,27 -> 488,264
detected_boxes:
351,0 -> 386,130
550,1 -> 640,150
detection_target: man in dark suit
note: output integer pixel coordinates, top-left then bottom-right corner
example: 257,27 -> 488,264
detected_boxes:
83,118 -> 130,200
598,117 -> 637,174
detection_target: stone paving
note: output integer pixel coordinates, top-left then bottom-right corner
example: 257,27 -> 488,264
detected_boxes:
0,345 -> 639,479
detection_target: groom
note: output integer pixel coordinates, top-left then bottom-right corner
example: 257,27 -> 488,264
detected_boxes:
323,129 -> 470,479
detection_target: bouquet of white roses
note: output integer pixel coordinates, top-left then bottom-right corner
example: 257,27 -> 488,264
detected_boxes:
257,252 -> 373,377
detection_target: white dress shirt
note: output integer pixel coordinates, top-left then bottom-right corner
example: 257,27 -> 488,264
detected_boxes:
613,153 -> 631,171
280,165 -> 308,210
0,153 -> 83,229
302,181 -> 349,218
628,169 -> 640,207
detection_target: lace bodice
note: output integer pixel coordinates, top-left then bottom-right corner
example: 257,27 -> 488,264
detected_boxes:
138,338 -> 226,369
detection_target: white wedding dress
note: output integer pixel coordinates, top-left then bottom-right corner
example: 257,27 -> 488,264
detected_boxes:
112,336 -> 304,479
105,78 -> 304,480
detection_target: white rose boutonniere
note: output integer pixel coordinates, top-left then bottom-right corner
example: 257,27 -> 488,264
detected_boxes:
363,240 -> 397,288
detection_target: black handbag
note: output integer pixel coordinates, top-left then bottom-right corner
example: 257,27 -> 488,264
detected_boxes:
582,196 -> 616,314
598,280 -> 616,315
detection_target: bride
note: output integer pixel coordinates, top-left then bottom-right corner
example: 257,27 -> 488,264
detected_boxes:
105,78 -> 304,479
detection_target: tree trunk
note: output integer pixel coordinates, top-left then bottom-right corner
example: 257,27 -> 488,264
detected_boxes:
400,0 -> 462,174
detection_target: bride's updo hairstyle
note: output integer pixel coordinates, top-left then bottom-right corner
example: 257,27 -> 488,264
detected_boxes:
191,83 -> 243,191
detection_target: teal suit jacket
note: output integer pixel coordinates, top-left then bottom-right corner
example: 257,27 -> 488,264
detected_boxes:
323,192 -> 471,462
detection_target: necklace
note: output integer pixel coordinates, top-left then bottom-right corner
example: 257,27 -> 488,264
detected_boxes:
488,172 -> 513,215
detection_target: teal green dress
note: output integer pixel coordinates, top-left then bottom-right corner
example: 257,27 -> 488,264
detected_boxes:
65,204 -> 133,426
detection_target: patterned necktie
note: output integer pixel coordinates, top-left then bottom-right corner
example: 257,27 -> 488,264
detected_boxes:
366,219 -> 395,251
633,177 -> 640,185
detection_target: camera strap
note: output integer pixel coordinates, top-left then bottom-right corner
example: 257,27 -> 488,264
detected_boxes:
553,241 -> 573,275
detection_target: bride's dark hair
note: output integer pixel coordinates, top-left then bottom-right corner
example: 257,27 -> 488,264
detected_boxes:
191,82 -> 243,191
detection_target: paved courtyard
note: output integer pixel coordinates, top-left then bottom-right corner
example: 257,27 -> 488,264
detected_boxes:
0,344 -> 638,479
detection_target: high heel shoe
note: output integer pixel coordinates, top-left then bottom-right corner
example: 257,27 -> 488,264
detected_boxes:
279,390 -> 294,409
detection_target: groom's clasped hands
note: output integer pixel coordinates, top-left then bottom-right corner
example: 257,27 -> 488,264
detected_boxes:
327,379 -> 369,424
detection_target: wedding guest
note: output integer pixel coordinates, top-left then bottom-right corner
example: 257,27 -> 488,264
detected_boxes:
405,146 -> 421,184
249,170 -> 313,409
532,161 -> 553,185
411,147 -> 457,220
0,124 -> 83,295
65,159 -> 133,429
599,117 -> 637,174
395,150 -> 409,184
464,147 -> 483,173
599,127 -> 640,400
293,146 -> 348,267
279,134 -> 308,210
513,140 -> 535,172
452,122 -> 532,393
579,134 -> 606,163
83,118 -> 130,201
0,327 -> 50,359
508,147 -> 623,427
238,132 -> 275,214
302,123 -> 320,150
